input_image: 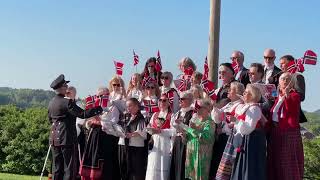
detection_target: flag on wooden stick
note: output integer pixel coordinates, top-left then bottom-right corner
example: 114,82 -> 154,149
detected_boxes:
114,61 -> 124,76
155,50 -> 162,72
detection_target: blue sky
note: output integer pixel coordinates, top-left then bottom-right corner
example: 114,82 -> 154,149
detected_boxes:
0,1 -> 319,111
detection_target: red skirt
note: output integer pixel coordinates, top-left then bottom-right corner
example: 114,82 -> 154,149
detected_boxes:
267,127 -> 304,180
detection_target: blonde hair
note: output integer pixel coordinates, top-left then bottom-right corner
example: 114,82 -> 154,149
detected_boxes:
246,84 -> 262,103
127,73 -> 142,94
191,85 -> 204,99
109,76 -> 126,97
230,81 -> 245,96
66,86 -> 77,94
96,87 -> 109,96
143,81 -> 161,98
279,72 -> 294,89
178,57 -> 197,72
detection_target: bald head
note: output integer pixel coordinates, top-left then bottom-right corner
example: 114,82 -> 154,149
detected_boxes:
231,50 -> 244,67
263,48 -> 276,67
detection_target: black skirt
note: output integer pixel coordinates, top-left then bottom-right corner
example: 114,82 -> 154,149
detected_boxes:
231,129 -> 267,180
169,136 -> 186,180
118,145 -> 147,180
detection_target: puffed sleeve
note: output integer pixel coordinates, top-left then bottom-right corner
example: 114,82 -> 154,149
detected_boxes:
235,106 -> 261,135
135,119 -> 147,140
211,106 -> 224,124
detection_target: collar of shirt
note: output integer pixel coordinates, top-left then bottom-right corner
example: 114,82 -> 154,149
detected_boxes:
264,64 -> 275,71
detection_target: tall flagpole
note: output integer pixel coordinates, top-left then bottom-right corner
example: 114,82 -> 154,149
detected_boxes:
208,0 -> 221,84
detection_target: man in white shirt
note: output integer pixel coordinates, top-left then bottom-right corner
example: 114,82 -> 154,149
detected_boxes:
262,48 -> 282,86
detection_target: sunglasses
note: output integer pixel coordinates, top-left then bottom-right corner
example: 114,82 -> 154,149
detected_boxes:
264,56 -> 274,60
159,99 -> 168,102
112,84 -> 121,87
148,65 -> 154,68
146,86 -> 155,89
161,76 -> 170,80
179,97 -> 188,101
248,72 -> 256,75
230,57 -> 239,60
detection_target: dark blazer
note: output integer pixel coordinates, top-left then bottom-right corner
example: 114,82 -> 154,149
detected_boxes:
237,67 -> 250,87
262,65 -> 282,87
48,94 -> 103,146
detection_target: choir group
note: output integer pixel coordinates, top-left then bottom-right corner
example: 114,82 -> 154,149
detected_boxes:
49,48 -> 317,180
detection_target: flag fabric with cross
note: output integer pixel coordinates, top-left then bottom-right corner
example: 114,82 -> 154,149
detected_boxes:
200,79 -> 217,101
133,50 -> 139,66
143,99 -> 160,113
155,50 -> 162,72
95,94 -> 110,108
114,61 -> 124,76
303,50 -> 317,65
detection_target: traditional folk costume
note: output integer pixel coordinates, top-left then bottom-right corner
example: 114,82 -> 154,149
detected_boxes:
145,110 -> 174,180
169,107 -> 194,180
267,91 -> 304,180
184,116 -> 215,180
127,88 -> 143,102
80,96 -> 122,180
160,86 -> 180,113
211,99 -> 243,180
142,96 -> 160,123
118,112 -> 147,180
229,103 -> 266,180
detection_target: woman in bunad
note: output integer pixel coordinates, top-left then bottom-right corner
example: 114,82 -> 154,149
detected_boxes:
118,98 -> 148,180
160,71 -> 180,114
212,81 -> 244,180
127,73 -> 143,102
228,84 -> 266,180
267,72 -> 304,180
184,99 -> 215,180
169,91 -> 195,180
141,80 -> 161,123
109,75 -> 127,102
145,94 -> 175,180
174,57 -> 197,92
190,84 -> 205,109
141,57 -> 163,86
80,87 -> 113,180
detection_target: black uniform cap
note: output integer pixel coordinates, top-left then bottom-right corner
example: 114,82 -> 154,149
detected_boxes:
50,74 -> 70,90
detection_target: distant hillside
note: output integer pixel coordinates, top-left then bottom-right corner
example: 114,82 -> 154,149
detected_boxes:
0,87 -> 55,108
303,111 -> 320,136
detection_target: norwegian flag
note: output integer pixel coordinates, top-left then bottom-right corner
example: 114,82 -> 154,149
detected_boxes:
155,50 -> 162,72
163,89 -> 176,110
114,61 -> 124,76
133,50 -> 139,66
85,95 -> 96,110
176,78 -> 190,92
203,57 -> 209,80
142,73 -> 156,87
200,79 -> 217,101
287,58 -> 305,74
183,66 -> 195,78
303,50 -> 317,65
95,94 -> 109,108
143,99 -> 160,113
231,60 -> 240,74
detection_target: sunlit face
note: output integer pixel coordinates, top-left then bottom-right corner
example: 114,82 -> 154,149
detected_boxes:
131,75 -> 139,86
158,96 -> 169,110
219,66 -> 234,85
279,58 -> 289,72
161,75 -> 171,87
197,103 -> 210,119
249,67 -> 262,83
264,49 -> 276,66
145,83 -> 156,96
243,88 -> 253,103
179,96 -> 191,108
230,52 -> 243,67
191,76 -> 201,86
126,100 -> 138,115
112,80 -> 122,92
66,89 -> 76,100
279,73 -> 292,90
227,86 -> 237,101
147,61 -> 156,73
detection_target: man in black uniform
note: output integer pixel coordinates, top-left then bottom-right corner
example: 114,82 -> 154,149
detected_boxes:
48,74 -> 103,180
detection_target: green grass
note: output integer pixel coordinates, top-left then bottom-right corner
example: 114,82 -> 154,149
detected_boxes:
0,173 -> 41,180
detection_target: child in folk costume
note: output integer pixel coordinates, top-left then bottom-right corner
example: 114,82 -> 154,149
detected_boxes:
228,84 -> 267,180
160,71 -> 180,113
118,98 -> 148,180
211,82 -> 244,180
127,73 -> 143,102
145,94 -> 175,180
267,72 -> 304,180
109,76 -> 127,102
184,99 -> 215,180
169,92 -> 195,180
190,84 -> 205,109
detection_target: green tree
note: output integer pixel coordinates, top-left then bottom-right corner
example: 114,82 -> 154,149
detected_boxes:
303,138 -> 320,180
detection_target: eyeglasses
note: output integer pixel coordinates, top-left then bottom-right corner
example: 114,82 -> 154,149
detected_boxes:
161,76 -> 170,80
159,99 -> 168,102
146,86 -> 155,89
264,56 -> 274,60
179,97 -> 188,101
112,84 -> 121,87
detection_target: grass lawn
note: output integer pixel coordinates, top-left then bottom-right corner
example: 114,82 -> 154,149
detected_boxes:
0,173 -> 41,180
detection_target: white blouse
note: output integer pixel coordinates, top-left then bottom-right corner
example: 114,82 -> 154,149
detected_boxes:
272,96 -> 285,122
234,103 -> 262,136
127,88 -> 143,102
118,116 -> 147,147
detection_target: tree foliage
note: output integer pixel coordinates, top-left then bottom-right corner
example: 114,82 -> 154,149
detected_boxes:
304,138 -> 320,180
